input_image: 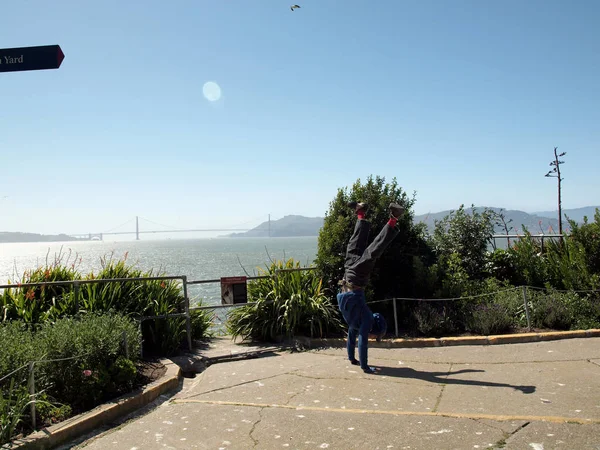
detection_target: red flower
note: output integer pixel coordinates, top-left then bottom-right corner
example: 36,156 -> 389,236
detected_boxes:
25,289 -> 35,301
82,370 -> 92,377
160,281 -> 166,289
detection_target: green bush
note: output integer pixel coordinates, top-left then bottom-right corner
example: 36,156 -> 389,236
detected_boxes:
226,259 -> 342,341
432,204 -> 497,284
0,313 -> 140,443
466,302 -> 514,335
568,209 -> 600,275
1,252 -> 213,356
526,289 -> 600,330
411,302 -> 460,337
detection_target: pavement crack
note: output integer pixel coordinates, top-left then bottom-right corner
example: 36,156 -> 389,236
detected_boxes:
432,363 -> 452,413
588,359 -> 600,368
249,407 -> 264,448
493,421 -> 531,448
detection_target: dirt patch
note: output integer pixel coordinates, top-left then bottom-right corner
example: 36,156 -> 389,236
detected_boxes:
135,359 -> 167,387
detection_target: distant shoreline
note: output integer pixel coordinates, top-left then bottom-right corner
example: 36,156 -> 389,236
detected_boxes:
0,232 -> 88,244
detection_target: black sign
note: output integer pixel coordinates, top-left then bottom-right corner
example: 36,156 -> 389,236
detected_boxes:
0,45 -> 65,73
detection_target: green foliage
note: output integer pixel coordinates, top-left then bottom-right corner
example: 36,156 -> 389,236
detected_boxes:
0,252 -> 213,356
315,175 -> 432,302
190,308 -> 214,340
432,204 -> 496,288
526,289 -> 600,330
0,380 -> 35,446
0,313 -> 139,444
1,260 -> 79,324
568,208 -> 600,275
544,237 -> 599,290
226,259 -> 342,341
411,302 -> 459,337
465,302 -> 514,335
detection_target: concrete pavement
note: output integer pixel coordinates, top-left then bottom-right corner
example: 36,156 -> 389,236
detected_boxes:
76,337 -> 600,449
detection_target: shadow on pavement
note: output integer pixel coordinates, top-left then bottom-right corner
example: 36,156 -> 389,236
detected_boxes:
376,366 -> 536,394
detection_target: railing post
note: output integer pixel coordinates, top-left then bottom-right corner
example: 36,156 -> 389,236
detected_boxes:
522,286 -> 531,331
28,362 -> 36,430
183,276 -> 193,352
73,281 -> 80,313
138,319 -> 144,358
392,298 -> 399,337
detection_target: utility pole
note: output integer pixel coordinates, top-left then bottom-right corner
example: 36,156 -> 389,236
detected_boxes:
545,147 -> 567,235
136,216 -> 140,241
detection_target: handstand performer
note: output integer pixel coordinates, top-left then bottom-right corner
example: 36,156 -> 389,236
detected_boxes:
337,201 -> 404,373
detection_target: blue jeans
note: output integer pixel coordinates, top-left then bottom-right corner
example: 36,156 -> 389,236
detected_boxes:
337,290 -> 373,369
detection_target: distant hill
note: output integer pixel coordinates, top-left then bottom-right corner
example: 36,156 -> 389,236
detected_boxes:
226,206 -> 600,239
414,207 -> 562,235
534,206 -> 600,224
0,232 -> 85,243
226,215 -> 324,238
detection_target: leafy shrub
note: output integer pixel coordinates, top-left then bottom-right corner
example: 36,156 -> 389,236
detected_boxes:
432,204 -> 496,283
226,259 -> 342,341
411,302 -> 459,337
568,209 -> 600,275
466,302 -> 514,335
1,259 -> 79,324
1,252 -> 213,356
543,238 -> 599,291
33,313 -> 140,411
0,313 -> 139,443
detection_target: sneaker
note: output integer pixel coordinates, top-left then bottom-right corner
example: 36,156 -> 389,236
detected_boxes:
362,366 -> 377,374
389,202 -> 405,219
350,359 -> 360,366
348,201 -> 369,213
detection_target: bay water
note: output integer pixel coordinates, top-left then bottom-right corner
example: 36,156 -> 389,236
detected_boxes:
0,237 -> 318,306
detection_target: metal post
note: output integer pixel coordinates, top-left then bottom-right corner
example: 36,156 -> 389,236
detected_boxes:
183,276 -> 193,352
123,330 -> 129,359
139,320 -> 144,358
393,298 -> 399,337
28,362 -> 36,430
73,281 -> 80,313
522,286 -> 531,331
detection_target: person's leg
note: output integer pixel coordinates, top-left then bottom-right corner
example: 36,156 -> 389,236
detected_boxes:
347,326 -> 358,363
344,203 -> 371,272
346,203 -> 404,287
358,303 -> 374,371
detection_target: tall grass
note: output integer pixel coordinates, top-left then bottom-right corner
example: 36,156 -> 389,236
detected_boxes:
1,252 -> 212,355
226,259 -> 342,341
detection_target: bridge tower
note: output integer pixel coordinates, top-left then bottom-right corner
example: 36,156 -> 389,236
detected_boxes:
136,216 -> 140,241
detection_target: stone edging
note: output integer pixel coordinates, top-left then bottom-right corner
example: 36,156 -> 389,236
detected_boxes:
4,359 -> 181,450
299,329 -> 600,349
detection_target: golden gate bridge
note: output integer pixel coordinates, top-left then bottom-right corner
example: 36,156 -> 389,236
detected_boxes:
70,215 -> 271,241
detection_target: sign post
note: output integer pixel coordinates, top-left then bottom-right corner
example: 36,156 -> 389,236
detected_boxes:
0,45 -> 65,73
220,276 -> 248,305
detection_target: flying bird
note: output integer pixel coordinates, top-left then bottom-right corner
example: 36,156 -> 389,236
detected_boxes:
290,4 -> 301,11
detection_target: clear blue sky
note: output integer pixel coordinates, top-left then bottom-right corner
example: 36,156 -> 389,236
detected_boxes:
1,0 -> 598,236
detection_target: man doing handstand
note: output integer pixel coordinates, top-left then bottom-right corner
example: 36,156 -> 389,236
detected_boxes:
336,201 -> 404,374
